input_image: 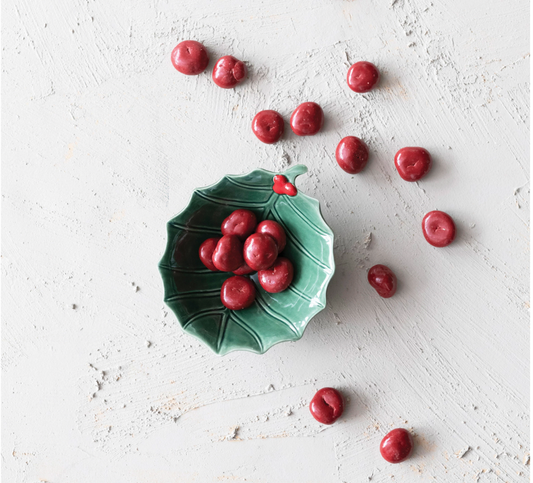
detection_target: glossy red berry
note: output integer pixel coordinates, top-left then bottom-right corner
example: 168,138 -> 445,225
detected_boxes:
243,233 -> 278,271
171,40 -> 209,75
221,276 -> 256,310
347,61 -> 380,93
221,209 -> 257,240
252,110 -> 284,144
380,428 -> 414,464
422,211 -> 456,247
212,235 -> 244,272
272,175 -> 297,196
258,257 -> 294,293
233,262 -> 255,276
394,147 -> 432,182
368,265 -> 397,298
309,388 -> 344,425
290,102 -> 324,136
256,220 -> 286,252
198,237 -> 220,271
212,55 -> 247,88
336,136 -> 369,174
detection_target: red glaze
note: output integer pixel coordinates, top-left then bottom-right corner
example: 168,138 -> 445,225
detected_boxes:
256,220 -> 286,252
212,55 -> 247,88
368,264 -> 397,298
336,136 -> 369,174
273,175 -> 297,196
394,147 -> 432,182
221,209 -> 257,240
212,235 -> 244,272
233,261 -> 255,275
221,276 -> 256,310
258,257 -> 294,293
290,102 -> 324,136
198,237 -> 221,271
347,61 -> 380,93
309,388 -> 344,425
171,40 -> 209,75
422,211 -> 456,247
252,110 -> 284,144
380,428 -> 414,464
243,233 -> 278,271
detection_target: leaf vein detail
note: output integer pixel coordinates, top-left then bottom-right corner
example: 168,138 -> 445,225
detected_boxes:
253,292 -> 299,337
229,312 -> 264,352
272,207 -> 330,270
183,309 -> 226,330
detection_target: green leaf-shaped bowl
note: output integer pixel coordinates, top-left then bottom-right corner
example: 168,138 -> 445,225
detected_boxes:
159,165 -> 335,355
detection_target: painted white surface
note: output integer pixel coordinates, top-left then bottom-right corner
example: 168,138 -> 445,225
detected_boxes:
2,0 -> 529,481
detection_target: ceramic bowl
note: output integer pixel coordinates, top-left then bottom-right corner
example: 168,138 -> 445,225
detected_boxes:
159,164 -> 335,355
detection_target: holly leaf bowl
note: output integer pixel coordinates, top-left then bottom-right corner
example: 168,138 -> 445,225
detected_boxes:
159,164 -> 335,355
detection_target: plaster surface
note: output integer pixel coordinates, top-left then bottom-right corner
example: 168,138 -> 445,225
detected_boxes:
2,0 -> 530,481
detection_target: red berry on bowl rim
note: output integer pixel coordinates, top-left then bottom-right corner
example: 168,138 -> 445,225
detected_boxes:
335,136 -> 369,174
380,428 -> 414,464
258,257 -> 294,293
256,220 -> 286,252
347,61 -> 380,93
221,276 -> 256,310
309,387 -> 344,425
198,237 -> 220,271
212,55 -> 247,88
252,110 -> 284,144
221,209 -> 257,240
171,40 -> 209,76
368,264 -> 397,298
422,210 -> 456,247
212,235 -> 244,272
243,233 -> 278,271
290,102 -> 324,136
394,147 -> 432,182
272,174 -> 297,196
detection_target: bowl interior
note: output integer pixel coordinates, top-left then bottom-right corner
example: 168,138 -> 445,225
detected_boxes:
159,165 -> 335,355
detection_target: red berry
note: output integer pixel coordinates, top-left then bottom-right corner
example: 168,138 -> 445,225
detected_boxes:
212,235 -> 244,272
258,257 -> 294,293
394,147 -> 432,182
309,388 -> 344,425
380,428 -> 414,464
347,61 -> 380,93
290,102 -> 324,136
198,237 -> 220,271
212,55 -> 247,88
335,136 -> 369,174
171,40 -> 209,76
272,175 -> 297,196
243,233 -> 278,271
368,264 -> 397,298
256,220 -> 286,252
252,110 -> 284,144
221,209 -> 257,240
422,211 -> 456,247
221,276 -> 256,310
233,262 -> 255,276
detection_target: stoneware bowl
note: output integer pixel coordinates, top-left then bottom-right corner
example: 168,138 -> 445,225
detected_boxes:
159,164 -> 335,355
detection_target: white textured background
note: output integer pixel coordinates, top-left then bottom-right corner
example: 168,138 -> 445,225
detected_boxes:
2,0 -> 530,481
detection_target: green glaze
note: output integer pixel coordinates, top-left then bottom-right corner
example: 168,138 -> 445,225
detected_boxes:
159,165 -> 335,355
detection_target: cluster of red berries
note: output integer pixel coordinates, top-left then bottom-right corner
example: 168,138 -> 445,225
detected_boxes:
198,209 -> 293,310
171,40 -> 246,88
171,39 -> 452,466
171,40 -> 456,262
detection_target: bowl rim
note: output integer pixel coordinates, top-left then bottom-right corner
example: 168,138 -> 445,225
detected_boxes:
159,164 -> 336,355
